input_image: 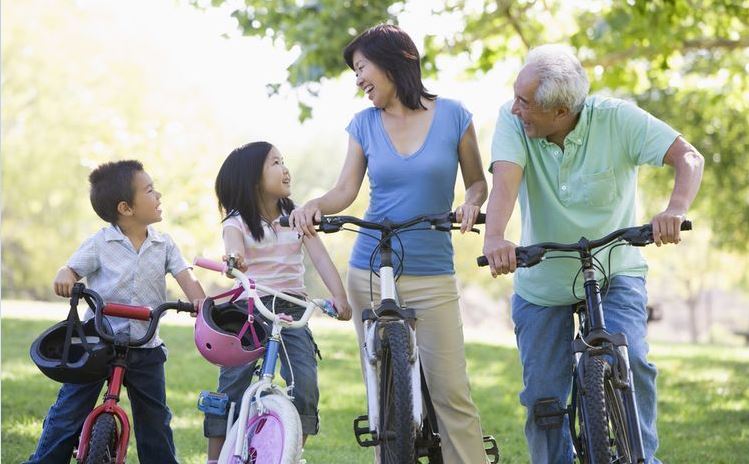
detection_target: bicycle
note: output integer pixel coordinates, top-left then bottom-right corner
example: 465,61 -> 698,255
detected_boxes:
193,257 -> 340,464
478,220 -> 692,463
29,282 -> 195,464
281,212 -> 500,464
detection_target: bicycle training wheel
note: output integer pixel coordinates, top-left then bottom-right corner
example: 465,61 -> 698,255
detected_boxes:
83,413 -> 118,464
379,322 -> 416,464
581,355 -> 633,464
219,394 -> 302,464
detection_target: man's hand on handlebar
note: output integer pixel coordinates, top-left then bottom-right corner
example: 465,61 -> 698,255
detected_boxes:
650,210 -> 686,247
482,235 -> 518,278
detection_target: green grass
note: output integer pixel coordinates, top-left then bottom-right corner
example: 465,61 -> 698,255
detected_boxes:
3,318 -> 748,463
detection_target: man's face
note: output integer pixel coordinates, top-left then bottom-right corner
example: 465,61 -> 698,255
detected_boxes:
511,65 -> 560,139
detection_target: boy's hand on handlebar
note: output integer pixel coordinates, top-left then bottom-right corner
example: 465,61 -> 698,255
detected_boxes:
483,236 -> 517,277
53,266 -> 79,297
289,202 -> 321,237
454,203 -> 481,234
651,210 -> 685,246
333,295 -> 352,321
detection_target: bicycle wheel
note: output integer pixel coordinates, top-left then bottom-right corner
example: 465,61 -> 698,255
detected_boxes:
379,322 -> 416,464
219,394 -> 302,464
581,355 -> 633,464
83,414 -> 117,464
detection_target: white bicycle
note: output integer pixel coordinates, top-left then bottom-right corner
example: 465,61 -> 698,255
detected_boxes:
194,257 -> 339,464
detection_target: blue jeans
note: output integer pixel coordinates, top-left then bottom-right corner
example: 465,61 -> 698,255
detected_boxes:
512,275 -> 660,464
204,297 -> 320,437
24,345 -> 177,464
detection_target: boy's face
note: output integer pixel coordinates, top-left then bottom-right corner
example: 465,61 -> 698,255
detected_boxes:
126,170 -> 162,225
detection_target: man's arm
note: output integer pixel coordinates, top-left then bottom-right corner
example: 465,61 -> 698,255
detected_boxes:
652,136 -> 704,246
483,161 -> 524,277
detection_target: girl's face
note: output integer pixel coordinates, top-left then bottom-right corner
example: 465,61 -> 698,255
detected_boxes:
352,50 -> 396,109
258,147 -> 291,200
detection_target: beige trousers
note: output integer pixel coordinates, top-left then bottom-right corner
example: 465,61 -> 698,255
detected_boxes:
347,267 -> 488,464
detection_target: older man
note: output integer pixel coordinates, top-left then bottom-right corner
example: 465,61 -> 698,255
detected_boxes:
483,44 -> 704,463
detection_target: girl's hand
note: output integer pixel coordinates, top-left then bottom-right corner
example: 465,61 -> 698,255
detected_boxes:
222,254 -> 248,276
333,295 -> 352,321
289,201 -> 321,237
454,203 -> 481,234
53,266 -> 79,297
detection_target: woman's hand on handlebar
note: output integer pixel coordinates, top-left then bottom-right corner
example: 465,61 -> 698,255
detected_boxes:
454,203 -> 481,234
482,235 -> 518,277
333,294 -> 352,321
288,201 -> 322,237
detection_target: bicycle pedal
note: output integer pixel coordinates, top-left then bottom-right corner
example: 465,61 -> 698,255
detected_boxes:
353,415 -> 377,447
483,435 -> 500,463
197,390 -> 229,416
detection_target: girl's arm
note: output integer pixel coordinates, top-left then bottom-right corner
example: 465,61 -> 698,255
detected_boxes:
289,136 -> 367,237
455,121 -> 488,233
222,226 -> 249,273
302,234 -> 352,320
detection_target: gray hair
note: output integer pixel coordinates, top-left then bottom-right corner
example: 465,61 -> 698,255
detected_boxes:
524,44 -> 590,115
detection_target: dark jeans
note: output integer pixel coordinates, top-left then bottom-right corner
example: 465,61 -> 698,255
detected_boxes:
204,296 -> 321,437
24,345 -> 178,464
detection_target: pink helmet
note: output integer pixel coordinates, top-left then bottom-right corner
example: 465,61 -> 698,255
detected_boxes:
194,298 -> 267,367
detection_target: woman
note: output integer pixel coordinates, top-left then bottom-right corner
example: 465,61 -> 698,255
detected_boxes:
290,24 -> 489,463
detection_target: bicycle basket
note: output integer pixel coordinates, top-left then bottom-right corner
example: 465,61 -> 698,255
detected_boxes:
194,298 -> 267,367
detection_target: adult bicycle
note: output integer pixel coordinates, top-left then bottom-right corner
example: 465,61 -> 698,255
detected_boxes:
30,282 -> 195,464
478,220 -> 692,463
282,212 -> 500,464
193,257 -> 340,464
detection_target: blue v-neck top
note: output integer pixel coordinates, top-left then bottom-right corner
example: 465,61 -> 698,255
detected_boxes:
346,97 -> 472,275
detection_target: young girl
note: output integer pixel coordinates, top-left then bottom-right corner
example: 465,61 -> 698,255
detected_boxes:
203,141 -> 352,463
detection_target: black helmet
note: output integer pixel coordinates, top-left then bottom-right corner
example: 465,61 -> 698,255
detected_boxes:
30,284 -> 114,384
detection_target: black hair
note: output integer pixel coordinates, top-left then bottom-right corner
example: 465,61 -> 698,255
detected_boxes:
215,141 -> 294,242
88,160 -> 144,225
343,24 -> 436,110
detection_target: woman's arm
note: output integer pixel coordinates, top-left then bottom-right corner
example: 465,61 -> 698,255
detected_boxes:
302,234 -> 352,320
455,122 -> 488,233
289,136 -> 367,236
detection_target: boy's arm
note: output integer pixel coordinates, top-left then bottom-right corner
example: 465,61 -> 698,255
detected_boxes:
302,234 -> 352,321
174,268 -> 206,303
53,266 -> 82,298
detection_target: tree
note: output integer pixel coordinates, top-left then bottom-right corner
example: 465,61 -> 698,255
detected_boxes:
198,0 -> 749,252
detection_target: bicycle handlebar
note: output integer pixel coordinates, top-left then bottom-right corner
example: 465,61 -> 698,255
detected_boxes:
72,284 -> 195,346
192,258 -> 339,326
476,220 -> 692,268
279,211 -> 486,233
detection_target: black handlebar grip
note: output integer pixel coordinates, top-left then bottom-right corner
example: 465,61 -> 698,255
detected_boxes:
176,301 -> 195,313
449,212 -> 486,224
681,220 -> 692,231
477,256 -> 489,267
280,216 -> 290,227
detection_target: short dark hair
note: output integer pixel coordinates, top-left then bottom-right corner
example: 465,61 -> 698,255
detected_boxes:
88,160 -> 144,225
343,24 -> 436,110
215,142 -> 295,242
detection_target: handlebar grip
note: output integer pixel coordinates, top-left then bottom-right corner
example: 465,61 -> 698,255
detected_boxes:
103,303 -> 152,321
681,220 -> 692,231
175,301 -> 195,313
280,216 -> 290,227
477,256 -> 489,267
448,212 -> 486,224
193,257 -> 226,273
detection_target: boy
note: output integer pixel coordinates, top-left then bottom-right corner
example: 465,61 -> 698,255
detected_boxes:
25,160 -> 205,464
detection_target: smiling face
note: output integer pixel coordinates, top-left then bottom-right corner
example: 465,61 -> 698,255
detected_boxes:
352,49 -> 396,109
512,64 -> 574,142
259,147 -> 291,200
126,170 -> 162,225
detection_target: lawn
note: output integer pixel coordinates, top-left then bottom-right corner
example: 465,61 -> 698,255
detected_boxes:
2,317 -> 748,463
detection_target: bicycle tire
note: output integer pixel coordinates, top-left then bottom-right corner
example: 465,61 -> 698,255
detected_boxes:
582,355 -> 633,464
218,394 -> 302,464
379,322 -> 416,464
83,413 -> 117,464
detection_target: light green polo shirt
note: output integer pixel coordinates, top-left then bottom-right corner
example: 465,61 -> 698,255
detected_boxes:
490,95 -> 679,306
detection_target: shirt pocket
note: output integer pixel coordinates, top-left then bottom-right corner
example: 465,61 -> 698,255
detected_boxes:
571,168 -> 617,207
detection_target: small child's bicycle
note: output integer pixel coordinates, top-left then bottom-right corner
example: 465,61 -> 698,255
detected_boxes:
29,282 -> 195,464
193,257 -> 340,464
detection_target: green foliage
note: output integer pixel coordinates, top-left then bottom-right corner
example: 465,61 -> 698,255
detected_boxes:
3,316 -> 748,462
201,0 -> 749,251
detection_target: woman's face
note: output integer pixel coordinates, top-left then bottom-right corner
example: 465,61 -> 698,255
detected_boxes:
352,50 -> 396,108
